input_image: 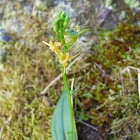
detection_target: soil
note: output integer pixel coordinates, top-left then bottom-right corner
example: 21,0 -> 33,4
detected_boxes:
77,123 -> 104,140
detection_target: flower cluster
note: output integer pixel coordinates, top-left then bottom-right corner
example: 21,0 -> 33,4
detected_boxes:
43,11 -> 88,72
43,41 -> 72,68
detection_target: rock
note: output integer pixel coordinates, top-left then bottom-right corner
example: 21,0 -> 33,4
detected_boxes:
101,11 -> 117,30
0,29 -> 11,42
23,3 -> 32,15
34,0 -> 47,11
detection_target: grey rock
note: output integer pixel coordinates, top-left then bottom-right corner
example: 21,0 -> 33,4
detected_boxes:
23,4 -> 32,15
0,29 -> 11,42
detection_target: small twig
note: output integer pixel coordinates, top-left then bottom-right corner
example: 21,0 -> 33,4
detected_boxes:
122,66 -> 140,102
40,73 -> 62,95
112,65 -> 125,97
71,78 -> 74,91
138,71 -> 140,102
93,62 -> 108,85
78,119 -> 98,131
122,66 -> 140,73
0,115 -> 12,140
40,56 -> 82,95
93,62 -> 106,74
120,69 -> 125,97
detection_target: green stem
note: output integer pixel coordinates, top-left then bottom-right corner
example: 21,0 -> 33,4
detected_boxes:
60,31 -> 74,140
60,29 -> 65,48
61,65 -> 74,140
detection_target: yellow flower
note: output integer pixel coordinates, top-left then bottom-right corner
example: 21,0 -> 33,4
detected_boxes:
43,41 -> 75,68
43,41 -> 61,52
49,41 -> 61,51
59,52 -> 72,67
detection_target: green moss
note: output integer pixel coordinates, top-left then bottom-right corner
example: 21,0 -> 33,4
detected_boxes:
0,42 -> 56,139
73,22 -> 140,139
0,1 -> 140,140
0,2 -> 60,139
93,23 -> 140,69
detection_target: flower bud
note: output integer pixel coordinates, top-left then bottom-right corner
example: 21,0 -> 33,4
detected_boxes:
58,11 -> 62,18
63,15 -> 70,29
53,18 -> 60,34
59,19 -> 64,30
60,12 -> 66,20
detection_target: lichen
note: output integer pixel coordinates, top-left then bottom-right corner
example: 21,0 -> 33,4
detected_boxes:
124,0 -> 140,10
105,0 -> 115,10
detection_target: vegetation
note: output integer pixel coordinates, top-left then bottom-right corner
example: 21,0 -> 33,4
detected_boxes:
0,1 -> 140,140
45,11 -> 88,140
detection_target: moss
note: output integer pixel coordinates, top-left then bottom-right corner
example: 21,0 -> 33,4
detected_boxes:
73,22 -> 140,139
0,1 -> 61,140
93,23 -> 140,69
0,41 -> 57,139
0,1 -> 140,140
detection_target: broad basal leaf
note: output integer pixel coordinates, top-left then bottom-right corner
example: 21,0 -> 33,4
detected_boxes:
51,90 -> 78,140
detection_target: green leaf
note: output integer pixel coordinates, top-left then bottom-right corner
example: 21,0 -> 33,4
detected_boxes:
63,28 -> 89,52
51,90 -> 78,140
64,39 -> 76,52
65,28 -> 89,38
79,29 -> 90,35
64,29 -> 79,38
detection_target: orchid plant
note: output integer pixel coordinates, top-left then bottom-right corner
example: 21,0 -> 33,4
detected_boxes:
43,11 -> 89,140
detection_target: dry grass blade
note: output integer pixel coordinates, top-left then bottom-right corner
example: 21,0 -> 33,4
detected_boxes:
122,66 -> 140,101
0,115 -> 12,139
40,56 -> 82,95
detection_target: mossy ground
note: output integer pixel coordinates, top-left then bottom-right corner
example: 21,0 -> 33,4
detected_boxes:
0,1 -> 140,140
74,23 -> 140,139
0,31 -> 59,140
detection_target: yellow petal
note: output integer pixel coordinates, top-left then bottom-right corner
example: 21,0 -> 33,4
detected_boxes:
54,42 -> 61,47
49,41 -> 54,46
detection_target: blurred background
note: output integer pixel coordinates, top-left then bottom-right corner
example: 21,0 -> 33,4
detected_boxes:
0,0 -> 140,140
